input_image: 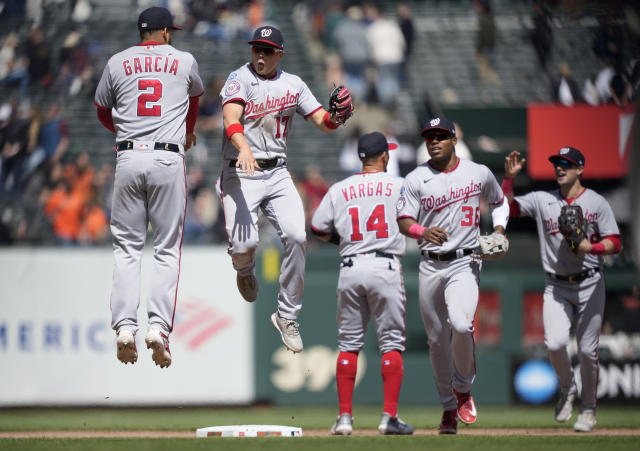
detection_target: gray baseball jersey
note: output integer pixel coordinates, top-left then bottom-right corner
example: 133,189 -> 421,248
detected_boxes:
95,41 -> 203,338
95,42 -> 204,144
514,188 -> 619,275
513,187 -> 620,411
397,159 -> 506,411
311,171 -> 407,353
218,62 -> 323,321
219,63 -> 322,160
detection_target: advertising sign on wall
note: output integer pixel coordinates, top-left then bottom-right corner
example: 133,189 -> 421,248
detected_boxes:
0,246 -> 254,406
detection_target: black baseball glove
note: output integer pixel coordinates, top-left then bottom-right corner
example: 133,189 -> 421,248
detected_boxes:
328,85 -> 354,125
558,205 -> 585,253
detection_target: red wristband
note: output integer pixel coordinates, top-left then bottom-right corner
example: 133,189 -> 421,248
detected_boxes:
408,223 -> 426,239
590,242 -> 606,255
323,111 -> 339,130
501,177 -> 514,195
225,123 -> 244,140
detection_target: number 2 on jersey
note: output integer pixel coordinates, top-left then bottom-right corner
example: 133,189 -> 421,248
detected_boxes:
348,204 -> 389,241
137,79 -> 163,116
461,206 -> 480,226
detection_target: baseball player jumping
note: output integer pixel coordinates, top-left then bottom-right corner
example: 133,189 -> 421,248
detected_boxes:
311,132 -> 414,436
219,26 -> 353,353
503,147 -> 621,432
94,7 -> 204,368
397,117 -> 509,434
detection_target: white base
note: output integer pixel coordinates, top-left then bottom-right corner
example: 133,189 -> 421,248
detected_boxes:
195,425 -> 303,438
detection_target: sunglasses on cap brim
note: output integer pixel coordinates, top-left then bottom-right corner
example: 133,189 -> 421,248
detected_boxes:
252,46 -> 279,55
424,132 -> 454,142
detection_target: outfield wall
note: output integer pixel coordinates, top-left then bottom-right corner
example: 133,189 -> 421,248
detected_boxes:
0,246 -> 637,406
0,246 -> 254,406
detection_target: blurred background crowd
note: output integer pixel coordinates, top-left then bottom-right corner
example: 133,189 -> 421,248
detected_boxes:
0,0 -> 637,250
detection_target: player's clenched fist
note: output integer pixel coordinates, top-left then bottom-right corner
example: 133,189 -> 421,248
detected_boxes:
423,227 -> 449,246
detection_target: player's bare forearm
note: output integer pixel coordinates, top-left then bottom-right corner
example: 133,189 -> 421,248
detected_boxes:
185,132 -> 196,151
398,217 -> 418,237
576,237 -> 617,255
308,109 -> 338,134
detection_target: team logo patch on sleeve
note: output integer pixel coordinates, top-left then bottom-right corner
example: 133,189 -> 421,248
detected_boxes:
224,80 -> 241,97
397,195 -> 406,211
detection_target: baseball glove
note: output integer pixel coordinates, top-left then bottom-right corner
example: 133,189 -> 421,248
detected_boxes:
329,85 -> 354,125
558,205 -> 585,253
476,232 -> 509,261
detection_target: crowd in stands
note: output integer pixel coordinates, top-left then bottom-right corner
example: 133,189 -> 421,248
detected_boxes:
0,0 -> 639,247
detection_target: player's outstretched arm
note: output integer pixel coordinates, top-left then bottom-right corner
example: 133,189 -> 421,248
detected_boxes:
307,108 -> 340,133
223,102 -> 260,175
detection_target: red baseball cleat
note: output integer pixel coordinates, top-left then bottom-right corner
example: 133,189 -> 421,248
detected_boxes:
454,390 -> 477,424
438,409 -> 458,435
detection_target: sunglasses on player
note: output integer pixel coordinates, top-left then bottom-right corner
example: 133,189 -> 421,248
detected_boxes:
425,132 -> 453,143
552,158 -> 577,169
252,46 -> 278,55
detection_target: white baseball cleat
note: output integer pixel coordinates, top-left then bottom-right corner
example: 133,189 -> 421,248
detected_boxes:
116,330 -> 137,364
237,273 -> 258,302
270,313 -> 303,353
573,410 -> 596,432
555,391 -> 576,422
330,413 -> 353,435
145,328 -> 172,368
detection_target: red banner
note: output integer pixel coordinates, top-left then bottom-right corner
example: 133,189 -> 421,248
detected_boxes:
527,103 -> 635,180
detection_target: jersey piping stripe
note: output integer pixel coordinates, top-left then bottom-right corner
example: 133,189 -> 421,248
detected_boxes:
170,158 -> 187,332
304,106 -> 323,119
397,215 -> 417,221
490,194 -> 504,206
434,192 -> 481,212
222,97 -> 245,108
310,224 -> 330,235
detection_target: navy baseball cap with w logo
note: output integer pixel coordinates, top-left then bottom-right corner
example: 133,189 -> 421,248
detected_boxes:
420,117 -> 456,137
138,7 -> 182,31
248,26 -> 284,49
549,146 -> 585,166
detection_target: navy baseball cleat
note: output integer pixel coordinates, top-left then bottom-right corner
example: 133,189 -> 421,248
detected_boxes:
378,413 -> 414,435
438,409 -> 458,435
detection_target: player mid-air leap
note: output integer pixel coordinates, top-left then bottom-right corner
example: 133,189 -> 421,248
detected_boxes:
94,6 -> 204,368
218,25 -> 353,353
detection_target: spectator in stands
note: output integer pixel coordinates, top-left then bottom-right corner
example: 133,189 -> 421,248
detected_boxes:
609,65 -> 633,108
339,126 -> 363,175
301,164 -> 329,225
530,0 -> 553,73
333,6 -> 368,102
552,62 -> 582,106
322,1 -> 344,51
397,3 -> 415,84
197,77 -> 225,132
26,26 -> 53,89
0,101 -> 31,196
0,33 -> 30,98
78,187 -> 108,245
595,63 -> 615,103
364,4 -> 405,108
43,164 -> 85,244
583,73 -> 600,106
474,0 -> 500,85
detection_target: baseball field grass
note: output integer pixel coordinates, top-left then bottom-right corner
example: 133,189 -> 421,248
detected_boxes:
0,405 -> 639,451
